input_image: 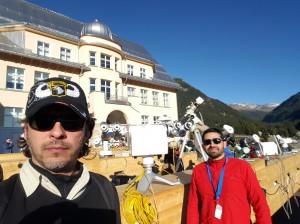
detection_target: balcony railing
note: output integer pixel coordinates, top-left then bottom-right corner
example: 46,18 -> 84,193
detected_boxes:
105,95 -> 131,105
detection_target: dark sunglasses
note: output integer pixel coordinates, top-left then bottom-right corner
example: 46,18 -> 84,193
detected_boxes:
203,138 -> 223,146
29,117 -> 85,131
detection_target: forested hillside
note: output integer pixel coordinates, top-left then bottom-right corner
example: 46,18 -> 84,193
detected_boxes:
174,78 -> 299,137
263,92 -> 300,123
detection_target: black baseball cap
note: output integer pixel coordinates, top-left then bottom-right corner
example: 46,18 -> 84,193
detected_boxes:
25,78 -> 89,121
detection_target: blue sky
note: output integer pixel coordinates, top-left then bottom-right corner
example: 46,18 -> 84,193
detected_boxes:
27,0 -> 300,105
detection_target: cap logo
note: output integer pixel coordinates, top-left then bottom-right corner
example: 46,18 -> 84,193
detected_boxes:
35,80 -> 80,99
27,80 -> 80,108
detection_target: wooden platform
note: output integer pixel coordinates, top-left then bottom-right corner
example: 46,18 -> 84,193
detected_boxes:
116,153 -> 300,224
1,151 -> 300,223
0,150 -> 201,181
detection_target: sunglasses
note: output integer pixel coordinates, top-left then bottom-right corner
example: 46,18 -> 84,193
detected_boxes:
29,116 -> 85,131
203,138 -> 223,146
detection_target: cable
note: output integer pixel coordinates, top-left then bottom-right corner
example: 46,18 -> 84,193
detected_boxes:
276,182 -> 291,219
271,157 -> 287,189
260,157 -> 300,220
287,173 -> 300,208
114,157 -> 128,175
265,186 -> 281,196
289,170 -> 300,185
148,179 -> 160,222
265,156 -> 292,220
274,157 -> 292,218
122,168 -> 158,224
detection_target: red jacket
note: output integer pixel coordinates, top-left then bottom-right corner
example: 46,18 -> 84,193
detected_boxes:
187,157 -> 272,224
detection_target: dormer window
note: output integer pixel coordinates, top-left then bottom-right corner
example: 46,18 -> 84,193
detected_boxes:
140,68 -> 146,78
37,41 -> 49,57
127,65 -> 134,76
60,47 -> 71,61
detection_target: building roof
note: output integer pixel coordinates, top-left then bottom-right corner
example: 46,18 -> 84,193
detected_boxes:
0,0 -> 181,89
0,33 -> 90,72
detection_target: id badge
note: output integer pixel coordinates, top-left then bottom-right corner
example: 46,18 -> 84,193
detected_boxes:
214,203 -> 222,219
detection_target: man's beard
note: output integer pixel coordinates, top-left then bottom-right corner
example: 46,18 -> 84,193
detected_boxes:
206,147 -> 223,159
27,139 -> 79,173
42,161 -> 68,172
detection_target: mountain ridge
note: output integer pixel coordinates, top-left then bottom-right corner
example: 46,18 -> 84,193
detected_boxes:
174,78 -> 300,137
228,103 -> 280,112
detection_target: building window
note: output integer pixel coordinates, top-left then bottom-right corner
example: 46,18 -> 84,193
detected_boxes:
101,54 -> 111,69
6,66 -> 24,90
90,52 -> 96,66
115,58 -> 119,71
101,80 -> 111,99
58,75 -> 71,81
127,87 -> 136,96
37,41 -> 49,56
90,78 -> 96,92
141,89 -> 147,104
4,107 -> 23,127
141,115 -> 149,124
127,64 -> 134,76
60,47 -> 71,61
34,71 -> 49,83
152,91 -> 159,106
140,68 -> 146,78
153,116 -> 160,124
163,93 -> 169,107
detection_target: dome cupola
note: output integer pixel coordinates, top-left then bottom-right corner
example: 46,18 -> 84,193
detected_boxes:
80,19 -> 113,40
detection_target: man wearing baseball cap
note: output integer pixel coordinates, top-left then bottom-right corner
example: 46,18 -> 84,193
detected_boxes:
0,78 -> 121,224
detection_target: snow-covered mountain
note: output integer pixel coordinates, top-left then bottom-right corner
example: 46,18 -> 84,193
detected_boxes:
228,103 -> 280,112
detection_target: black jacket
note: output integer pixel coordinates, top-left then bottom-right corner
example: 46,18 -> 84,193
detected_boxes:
0,173 -> 121,224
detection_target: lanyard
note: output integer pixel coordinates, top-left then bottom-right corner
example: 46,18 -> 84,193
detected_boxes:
206,156 -> 228,201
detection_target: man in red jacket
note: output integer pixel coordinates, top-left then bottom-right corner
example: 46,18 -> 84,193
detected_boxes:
187,128 -> 272,224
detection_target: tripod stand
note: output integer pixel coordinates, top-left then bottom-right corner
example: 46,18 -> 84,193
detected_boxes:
137,157 -> 181,193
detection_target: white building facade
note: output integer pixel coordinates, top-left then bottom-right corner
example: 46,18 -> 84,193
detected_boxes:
0,0 -> 181,142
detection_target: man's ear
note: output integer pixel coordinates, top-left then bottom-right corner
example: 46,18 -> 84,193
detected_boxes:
23,124 -> 29,140
85,129 -> 91,141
